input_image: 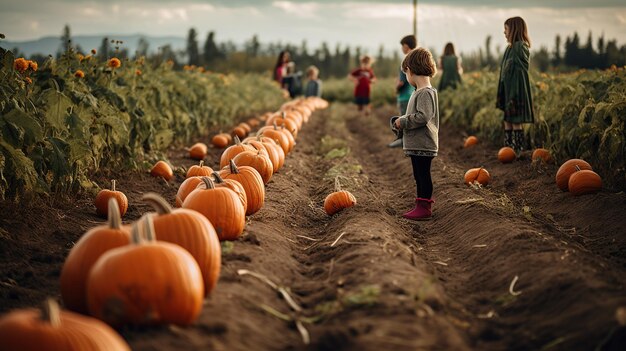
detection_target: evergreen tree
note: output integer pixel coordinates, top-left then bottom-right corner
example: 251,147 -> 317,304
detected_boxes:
58,24 -> 71,58
187,28 -> 200,65
552,35 -> 562,67
99,37 -> 110,59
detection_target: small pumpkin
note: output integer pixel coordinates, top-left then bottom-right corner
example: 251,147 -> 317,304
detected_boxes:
188,142 -> 208,160
142,193 -> 221,295
219,160 -> 265,216
87,214 -> 204,326
182,177 -> 246,241
186,160 -> 213,178
568,167 -> 602,196
556,159 -> 593,191
219,135 -> 254,168
464,136 -> 478,148
176,176 -> 204,207
61,199 -> 130,314
246,118 -> 260,128
211,134 -> 230,148
231,126 -> 247,139
531,148 -> 552,163
464,167 -> 490,186
94,180 -> 128,218
232,149 -> 273,184
150,160 -> 174,181
257,124 -> 290,154
497,147 -> 516,163
0,299 -> 130,351
324,178 -> 357,215
237,122 -> 252,134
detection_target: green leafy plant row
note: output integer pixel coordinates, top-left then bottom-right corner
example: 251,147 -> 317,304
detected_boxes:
439,67 -> 626,190
0,50 -> 286,199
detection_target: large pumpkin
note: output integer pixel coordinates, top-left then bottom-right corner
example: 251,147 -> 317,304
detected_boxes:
497,147 -> 516,163
556,159 -> 593,191
60,199 -> 130,314
94,179 -> 128,218
247,139 -> 279,173
142,193 -> 221,295
324,191 -> 357,215
210,174 -> 248,212
232,149 -> 273,184
0,299 -> 130,351
219,160 -> 265,216
464,167 -> 490,186
182,177 -> 246,241
219,135 -> 254,168
176,176 -> 204,207
186,160 -> 213,178
568,168 -> 602,196
87,214 -> 204,326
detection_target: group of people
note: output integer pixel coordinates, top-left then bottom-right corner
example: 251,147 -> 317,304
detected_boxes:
273,16 -> 534,222
273,51 -> 322,99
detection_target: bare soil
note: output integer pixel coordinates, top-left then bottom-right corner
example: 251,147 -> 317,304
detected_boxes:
1,103 -> 625,351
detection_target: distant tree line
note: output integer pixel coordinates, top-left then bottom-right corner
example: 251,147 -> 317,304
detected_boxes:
6,25 -> 626,77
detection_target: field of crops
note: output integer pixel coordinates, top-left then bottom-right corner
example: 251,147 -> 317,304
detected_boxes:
1,50 -> 625,351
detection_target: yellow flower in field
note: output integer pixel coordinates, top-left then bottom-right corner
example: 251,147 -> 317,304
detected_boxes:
24,77 -> 32,84
13,57 -> 29,72
135,69 -> 142,76
107,57 -> 121,68
77,53 -> 84,61
28,60 -> 38,72
84,55 -> 92,61
91,49 -> 97,55
74,70 -> 85,78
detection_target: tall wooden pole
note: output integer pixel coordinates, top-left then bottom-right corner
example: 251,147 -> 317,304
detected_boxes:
413,0 -> 418,45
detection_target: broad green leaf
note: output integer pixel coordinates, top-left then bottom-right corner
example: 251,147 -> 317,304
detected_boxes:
0,140 -> 38,192
43,89 -> 73,130
2,109 -> 43,146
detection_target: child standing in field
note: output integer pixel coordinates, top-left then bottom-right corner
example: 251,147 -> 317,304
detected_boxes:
438,42 -> 463,91
281,61 -> 303,98
273,50 -> 290,84
391,48 -> 439,221
349,55 -> 376,115
389,35 -> 417,148
304,65 -> 322,97
496,16 -> 534,153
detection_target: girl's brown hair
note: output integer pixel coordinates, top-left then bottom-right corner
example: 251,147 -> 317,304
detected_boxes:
505,17 -> 531,47
443,42 -> 455,56
402,47 -> 437,77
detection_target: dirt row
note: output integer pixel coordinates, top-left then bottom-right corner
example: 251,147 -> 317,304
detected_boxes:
1,102 -> 625,351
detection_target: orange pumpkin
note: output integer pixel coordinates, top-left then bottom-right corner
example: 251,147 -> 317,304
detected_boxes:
87,214 -> 204,326
0,299 -> 130,351
61,199 -> 130,314
188,142 -> 208,160
262,136 -> 286,171
497,147 -> 516,163
279,124 -> 296,152
246,118 -> 260,128
238,122 -> 252,134
231,126 -> 247,139
208,174 -> 247,212
150,160 -> 174,181
257,125 -> 290,154
464,167 -> 490,186
142,193 -> 221,295
464,136 -> 478,148
176,176 -> 204,207
219,135 -> 254,168
267,116 -> 298,138
568,168 -> 602,196
219,160 -> 265,216
556,159 -> 593,191
94,179 -> 128,218
531,148 -> 552,163
324,191 -> 357,215
182,177 -> 246,241
211,134 -> 230,148
247,139 -> 279,173
186,160 -> 213,178
232,149 -> 273,184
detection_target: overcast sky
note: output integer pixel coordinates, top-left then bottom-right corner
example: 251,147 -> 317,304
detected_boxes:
1,0 -> 625,54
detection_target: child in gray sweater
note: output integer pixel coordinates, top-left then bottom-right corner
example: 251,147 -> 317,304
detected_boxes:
392,47 -> 439,220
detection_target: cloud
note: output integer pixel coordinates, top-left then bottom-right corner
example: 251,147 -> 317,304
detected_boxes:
272,1 -> 321,18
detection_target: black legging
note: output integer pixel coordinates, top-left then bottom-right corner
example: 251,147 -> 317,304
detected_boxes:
410,155 -> 434,199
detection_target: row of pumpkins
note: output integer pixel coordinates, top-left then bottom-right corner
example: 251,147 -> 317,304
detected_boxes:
463,136 -> 603,195
0,96 -> 356,350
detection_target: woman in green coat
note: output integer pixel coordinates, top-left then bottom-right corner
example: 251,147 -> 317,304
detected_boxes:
496,16 -> 534,153
438,42 -> 463,91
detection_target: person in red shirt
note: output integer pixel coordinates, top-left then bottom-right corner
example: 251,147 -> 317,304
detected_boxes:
273,50 -> 290,84
349,55 -> 376,115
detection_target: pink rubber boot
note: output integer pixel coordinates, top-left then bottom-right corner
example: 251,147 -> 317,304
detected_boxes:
402,198 -> 434,221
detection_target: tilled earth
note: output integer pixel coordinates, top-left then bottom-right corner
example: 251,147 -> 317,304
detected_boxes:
1,103 -> 625,351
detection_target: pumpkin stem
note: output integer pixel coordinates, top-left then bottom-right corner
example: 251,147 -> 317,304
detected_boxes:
273,121 -> 278,130
281,111 -> 286,119
201,176 -> 215,189
229,159 -> 240,174
574,165 -> 581,172
334,176 -> 342,192
130,221 -> 143,244
111,179 -> 116,192
212,172 -> 225,183
41,298 -> 61,328
199,160 -> 204,167
143,214 -> 156,242
107,198 -> 122,229
234,135 -> 241,145
141,192 -> 173,215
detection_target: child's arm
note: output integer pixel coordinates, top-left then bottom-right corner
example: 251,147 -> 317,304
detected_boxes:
396,92 -> 436,130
